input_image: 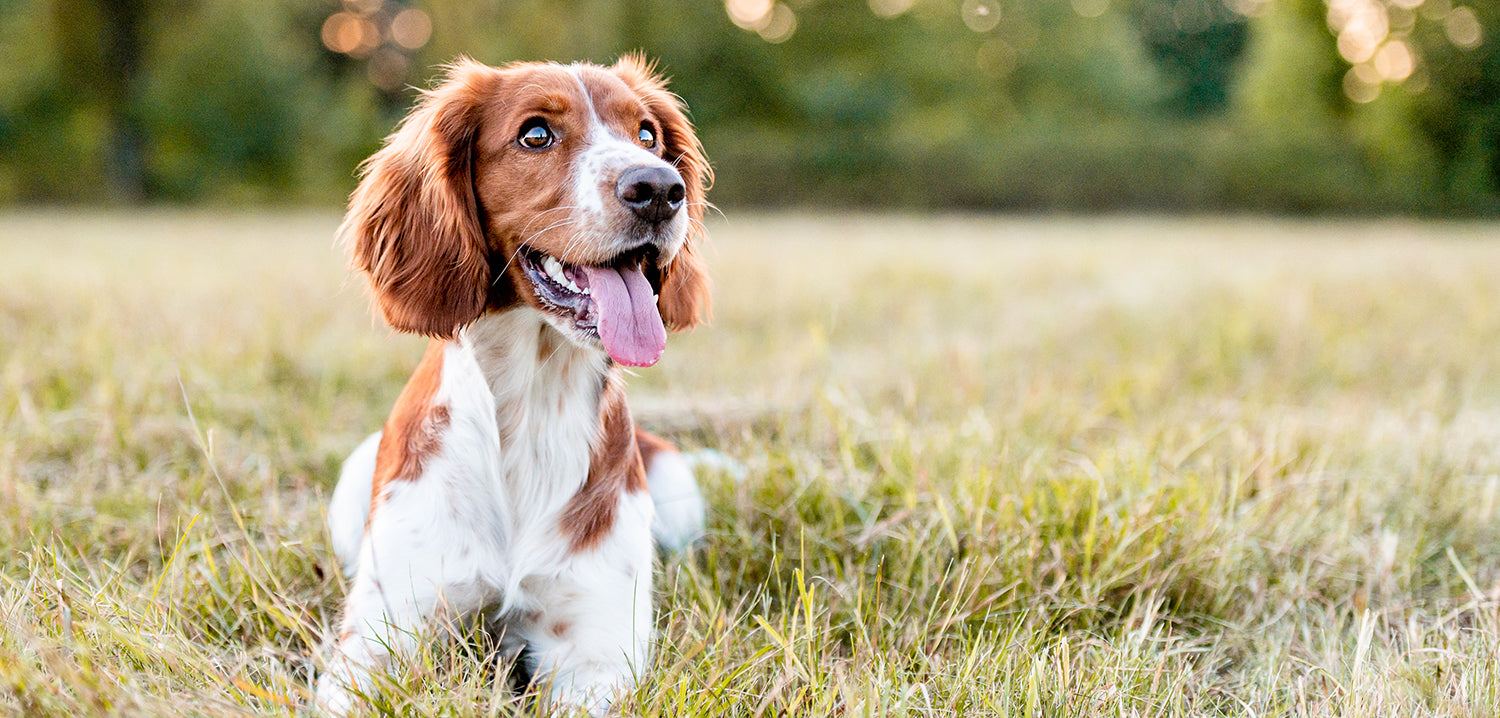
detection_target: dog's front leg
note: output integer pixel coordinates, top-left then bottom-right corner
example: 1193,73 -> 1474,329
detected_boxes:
316,505 -> 492,715
316,573 -> 424,715
519,516 -> 655,715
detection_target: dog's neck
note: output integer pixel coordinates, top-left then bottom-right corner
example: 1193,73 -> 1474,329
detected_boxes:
461,309 -> 611,502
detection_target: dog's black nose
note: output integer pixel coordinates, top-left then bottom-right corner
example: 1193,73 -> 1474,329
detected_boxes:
616,165 -> 685,224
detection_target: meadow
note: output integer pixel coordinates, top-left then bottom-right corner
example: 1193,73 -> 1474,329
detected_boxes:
1,211 -> 1499,716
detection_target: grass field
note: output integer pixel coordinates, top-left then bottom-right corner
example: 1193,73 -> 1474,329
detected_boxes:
2,211 -> 1500,716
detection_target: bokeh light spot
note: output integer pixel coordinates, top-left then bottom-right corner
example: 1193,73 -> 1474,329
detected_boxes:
1225,0 -> 1271,18
962,0 -> 1002,32
1071,0 -> 1109,19
390,9 -> 432,51
1445,6 -> 1483,49
367,48 -> 409,91
758,3 -> 797,43
727,0 -> 775,30
976,38 -> 1018,76
344,0 -> 383,16
1373,40 -> 1414,81
1328,0 -> 1392,65
321,12 -> 378,57
1343,66 -> 1381,103
1338,27 -> 1379,63
869,0 -> 916,19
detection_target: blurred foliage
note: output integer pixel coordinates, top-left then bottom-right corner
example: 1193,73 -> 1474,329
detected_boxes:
0,0 -> 1495,213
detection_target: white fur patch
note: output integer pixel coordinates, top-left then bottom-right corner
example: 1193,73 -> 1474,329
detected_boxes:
327,431 -> 380,574
564,65 -> 690,261
645,450 -> 706,552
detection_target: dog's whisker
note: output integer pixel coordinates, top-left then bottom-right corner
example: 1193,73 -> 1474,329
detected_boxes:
517,205 -> 581,238
492,216 -> 580,284
682,201 -> 726,222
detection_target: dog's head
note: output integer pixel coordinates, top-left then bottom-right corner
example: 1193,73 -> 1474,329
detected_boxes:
344,56 -> 711,367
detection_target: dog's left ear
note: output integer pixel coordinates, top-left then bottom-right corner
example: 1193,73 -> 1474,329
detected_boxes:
611,54 -> 712,331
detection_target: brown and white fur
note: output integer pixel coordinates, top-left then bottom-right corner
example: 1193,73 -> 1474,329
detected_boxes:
317,56 -> 711,715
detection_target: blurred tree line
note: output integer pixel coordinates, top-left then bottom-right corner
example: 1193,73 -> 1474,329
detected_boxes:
0,0 -> 1495,213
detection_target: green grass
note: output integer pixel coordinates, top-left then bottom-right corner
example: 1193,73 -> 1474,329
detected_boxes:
2,211 -> 1500,716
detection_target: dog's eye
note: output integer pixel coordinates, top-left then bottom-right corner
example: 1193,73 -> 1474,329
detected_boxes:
518,119 -> 554,149
638,123 -> 656,149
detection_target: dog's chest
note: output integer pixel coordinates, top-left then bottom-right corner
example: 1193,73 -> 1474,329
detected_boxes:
444,312 -> 611,580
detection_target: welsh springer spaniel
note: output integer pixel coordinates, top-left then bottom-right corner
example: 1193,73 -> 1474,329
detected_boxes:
317,56 -> 711,715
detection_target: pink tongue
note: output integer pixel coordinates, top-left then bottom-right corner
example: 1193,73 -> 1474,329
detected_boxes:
582,264 -> 667,367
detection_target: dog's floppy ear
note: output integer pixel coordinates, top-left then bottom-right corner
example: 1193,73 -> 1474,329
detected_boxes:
611,54 -> 712,331
343,60 -> 499,339
655,236 -> 711,332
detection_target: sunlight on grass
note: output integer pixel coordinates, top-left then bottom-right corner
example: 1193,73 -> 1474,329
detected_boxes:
1,211 -> 1498,715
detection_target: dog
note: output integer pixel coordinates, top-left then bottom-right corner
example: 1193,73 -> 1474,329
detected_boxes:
316,56 -> 711,715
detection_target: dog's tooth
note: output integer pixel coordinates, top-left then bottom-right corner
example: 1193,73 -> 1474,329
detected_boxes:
653,293 -> 659,304
544,256 -> 566,283
565,279 -> 582,293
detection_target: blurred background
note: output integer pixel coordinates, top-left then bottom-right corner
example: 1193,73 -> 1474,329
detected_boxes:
0,0 -> 1495,214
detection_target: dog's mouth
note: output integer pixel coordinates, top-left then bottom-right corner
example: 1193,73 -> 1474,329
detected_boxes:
519,245 -> 666,367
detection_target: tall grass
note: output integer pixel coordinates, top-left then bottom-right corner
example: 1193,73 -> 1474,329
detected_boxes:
2,211 -> 1498,716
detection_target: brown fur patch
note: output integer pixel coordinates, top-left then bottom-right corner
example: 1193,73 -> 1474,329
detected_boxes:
560,381 -> 646,552
371,341 -> 449,507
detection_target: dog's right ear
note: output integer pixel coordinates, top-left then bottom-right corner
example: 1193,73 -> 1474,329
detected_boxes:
343,60 -> 499,339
